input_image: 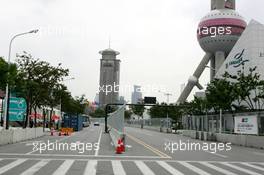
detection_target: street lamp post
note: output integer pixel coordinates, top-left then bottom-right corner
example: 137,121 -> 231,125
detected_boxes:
159,90 -> 172,132
3,30 -> 39,130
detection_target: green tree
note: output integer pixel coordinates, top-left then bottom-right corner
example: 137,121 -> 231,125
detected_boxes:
0,57 -> 18,90
16,52 -> 69,127
131,104 -> 145,119
90,108 -> 105,118
206,78 -> 236,112
125,109 -> 132,119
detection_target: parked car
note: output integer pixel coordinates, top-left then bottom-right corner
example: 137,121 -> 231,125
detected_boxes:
94,122 -> 100,126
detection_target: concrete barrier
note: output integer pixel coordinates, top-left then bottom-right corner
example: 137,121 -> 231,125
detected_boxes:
182,130 -> 197,139
0,128 -> 44,146
203,132 -> 216,141
215,133 -> 264,149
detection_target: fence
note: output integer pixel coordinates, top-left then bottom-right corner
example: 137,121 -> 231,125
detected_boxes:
126,118 -> 174,132
182,111 -> 264,135
107,104 -> 126,153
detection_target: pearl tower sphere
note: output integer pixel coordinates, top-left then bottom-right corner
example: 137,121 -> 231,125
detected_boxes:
197,8 -> 247,79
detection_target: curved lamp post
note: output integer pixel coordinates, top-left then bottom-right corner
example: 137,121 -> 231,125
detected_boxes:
3,30 -> 39,129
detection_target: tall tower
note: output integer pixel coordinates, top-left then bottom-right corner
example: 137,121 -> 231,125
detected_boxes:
177,0 -> 246,104
99,47 -> 121,107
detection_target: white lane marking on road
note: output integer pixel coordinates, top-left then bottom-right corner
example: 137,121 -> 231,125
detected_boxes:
135,161 -> 155,175
95,128 -> 102,156
221,162 -> 262,175
83,160 -> 97,175
0,153 -> 164,159
204,151 -> 228,158
52,160 -> 74,175
112,160 -> 126,175
178,161 -> 211,175
157,161 -> 184,175
20,159 -> 49,175
241,162 -> 264,172
0,159 -> 27,174
200,162 -> 237,175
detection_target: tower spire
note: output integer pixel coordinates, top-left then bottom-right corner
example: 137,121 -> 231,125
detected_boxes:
108,36 -> 111,48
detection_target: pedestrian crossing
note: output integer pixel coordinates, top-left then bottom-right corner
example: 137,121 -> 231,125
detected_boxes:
0,158 -> 263,175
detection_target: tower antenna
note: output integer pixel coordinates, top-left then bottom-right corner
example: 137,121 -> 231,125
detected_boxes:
108,36 -> 111,48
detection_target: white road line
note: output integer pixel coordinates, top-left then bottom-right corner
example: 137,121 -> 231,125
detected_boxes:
112,160 -> 126,175
241,163 -> 264,172
178,162 -> 211,175
200,162 -> 237,175
0,159 -> 27,174
157,161 -> 184,175
95,129 -> 102,156
52,160 -> 74,175
221,162 -> 262,175
0,153 -> 163,159
135,161 -> 155,175
20,159 -> 49,175
83,160 -> 97,175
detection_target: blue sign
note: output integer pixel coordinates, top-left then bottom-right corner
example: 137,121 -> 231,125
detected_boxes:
4,97 -> 27,121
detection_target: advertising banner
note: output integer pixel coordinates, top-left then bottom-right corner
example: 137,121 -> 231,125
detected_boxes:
234,115 -> 258,135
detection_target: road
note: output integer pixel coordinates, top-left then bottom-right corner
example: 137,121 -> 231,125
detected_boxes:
0,125 -> 264,175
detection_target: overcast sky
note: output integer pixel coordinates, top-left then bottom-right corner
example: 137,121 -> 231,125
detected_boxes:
0,0 -> 263,103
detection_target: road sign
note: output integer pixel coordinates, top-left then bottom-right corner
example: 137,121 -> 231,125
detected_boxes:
144,97 -> 156,104
3,97 -> 27,121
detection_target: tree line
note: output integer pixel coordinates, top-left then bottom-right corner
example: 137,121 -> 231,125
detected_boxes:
0,52 -> 86,128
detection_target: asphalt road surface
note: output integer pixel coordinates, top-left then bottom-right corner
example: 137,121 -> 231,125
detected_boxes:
0,124 -> 264,175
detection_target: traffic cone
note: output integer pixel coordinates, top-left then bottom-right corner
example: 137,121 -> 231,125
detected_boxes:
116,139 -> 123,154
120,139 -> 125,152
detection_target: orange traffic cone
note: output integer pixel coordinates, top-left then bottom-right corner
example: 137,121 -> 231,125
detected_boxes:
120,139 -> 125,152
116,139 -> 123,154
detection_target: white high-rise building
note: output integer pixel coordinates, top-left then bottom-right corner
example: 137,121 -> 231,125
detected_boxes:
131,85 -> 142,104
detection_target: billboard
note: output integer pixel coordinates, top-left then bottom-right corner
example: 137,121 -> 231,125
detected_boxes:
234,115 -> 258,135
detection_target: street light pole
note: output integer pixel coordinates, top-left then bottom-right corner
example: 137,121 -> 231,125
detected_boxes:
3,30 -> 39,130
159,90 -> 172,132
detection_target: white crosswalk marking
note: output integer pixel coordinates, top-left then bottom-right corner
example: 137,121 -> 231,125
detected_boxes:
135,161 -> 155,175
156,161 -> 184,175
83,160 -> 97,175
0,159 -> 27,174
112,160 -> 126,175
241,162 -> 264,172
178,161 -> 211,175
20,160 -> 49,175
200,162 -> 237,175
221,162 -> 262,175
52,160 -> 74,175
0,158 -> 264,175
